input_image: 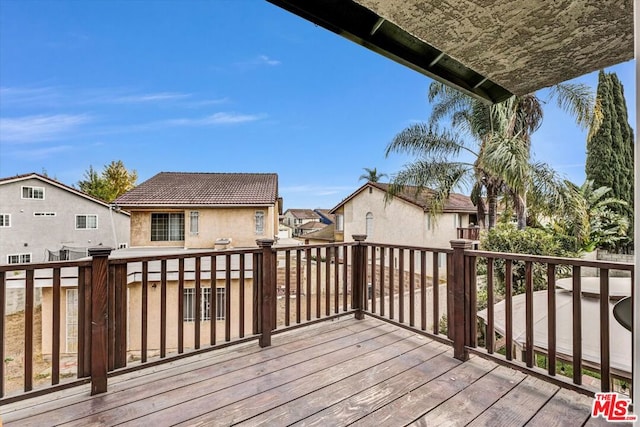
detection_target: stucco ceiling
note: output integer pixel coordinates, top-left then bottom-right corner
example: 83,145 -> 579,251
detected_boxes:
268,0 -> 634,103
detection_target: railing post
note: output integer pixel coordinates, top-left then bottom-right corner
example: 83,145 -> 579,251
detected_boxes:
352,235 -> 367,320
88,247 -> 113,395
257,239 -> 275,348
450,239 -> 473,361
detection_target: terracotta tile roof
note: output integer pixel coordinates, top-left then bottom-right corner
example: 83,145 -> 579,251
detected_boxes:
331,182 -> 476,214
115,172 -> 278,207
285,209 -> 321,220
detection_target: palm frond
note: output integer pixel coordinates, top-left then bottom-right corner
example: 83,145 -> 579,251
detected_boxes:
547,82 -> 594,130
385,123 -> 477,159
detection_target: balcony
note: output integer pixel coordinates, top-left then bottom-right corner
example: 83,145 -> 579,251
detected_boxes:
0,237 -> 635,425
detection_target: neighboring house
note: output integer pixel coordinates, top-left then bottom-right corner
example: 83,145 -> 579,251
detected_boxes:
115,172 -> 280,249
282,209 -> 321,236
330,182 -> 476,247
42,171 -> 279,356
0,173 -> 130,265
296,221 -> 327,236
330,182 -> 476,276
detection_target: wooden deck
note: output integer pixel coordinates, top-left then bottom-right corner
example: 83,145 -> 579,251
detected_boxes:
0,317 -> 624,426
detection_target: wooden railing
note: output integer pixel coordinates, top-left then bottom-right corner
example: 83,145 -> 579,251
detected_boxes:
457,226 -> 481,240
0,237 -> 634,404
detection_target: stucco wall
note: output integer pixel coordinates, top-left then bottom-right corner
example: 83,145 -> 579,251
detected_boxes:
341,186 -> 469,249
41,287 -> 75,356
0,177 -> 130,264
130,206 -> 276,249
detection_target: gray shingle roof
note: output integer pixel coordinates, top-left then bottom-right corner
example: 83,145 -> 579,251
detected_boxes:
285,209 -> 321,220
115,172 -> 278,207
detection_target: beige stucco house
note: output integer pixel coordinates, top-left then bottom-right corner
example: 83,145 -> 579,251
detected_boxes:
42,172 -> 279,357
115,172 -> 280,249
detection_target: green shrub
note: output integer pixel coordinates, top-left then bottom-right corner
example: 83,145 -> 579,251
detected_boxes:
479,224 -> 580,295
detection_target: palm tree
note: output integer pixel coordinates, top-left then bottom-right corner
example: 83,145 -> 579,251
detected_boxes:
359,167 -> 388,183
386,81 -> 595,230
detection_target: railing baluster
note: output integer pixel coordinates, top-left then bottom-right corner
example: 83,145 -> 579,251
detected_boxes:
362,244 -> 368,311
572,267 -> 582,385
296,249 -> 302,323
380,248 -> 385,317
195,257 -> 201,350
211,255 -> 217,344
239,254 -> 245,338
399,249 -> 404,323
334,246 -> 339,314
252,253 -> 259,336
325,247 -> 331,316
316,248 -> 321,318
420,251 -> 426,332
107,264 -> 116,371
547,263 -> 556,376
525,261 -> 534,368
25,269 -> 34,392
177,259 -> 183,353
467,253 -> 477,348
306,248 -> 312,321
370,246 -> 376,314
160,259 -> 167,358
285,250 -> 291,326
115,264 -> 127,369
389,248 -> 394,320
505,260 -> 513,361
432,252 -> 439,335
342,247 -> 348,312
142,261 -> 149,362
486,258 -> 494,353
600,270 -> 610,392
225,254 -> 231,342
52,268 -> 61,385
409,250 -> 415,327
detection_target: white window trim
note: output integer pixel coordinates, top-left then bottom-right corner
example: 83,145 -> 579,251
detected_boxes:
21,186 -> 45,200
7,253 -> 32,264
75,214 -> 98,230
216,287 -> 226,320
189,211 -> 199,235
336,214 -> 344,232
183,288 -> 213,322
255,210 -> 265,235
0,213 -> 10,227
34,212 -> 56,217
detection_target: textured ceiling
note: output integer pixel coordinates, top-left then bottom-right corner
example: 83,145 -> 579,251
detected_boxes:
356,0 -> 633,95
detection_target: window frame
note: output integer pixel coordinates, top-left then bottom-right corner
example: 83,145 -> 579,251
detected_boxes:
335,214 -> 344,232
151,212 -> 185,242
255,210 -> 265,235
21,186 -> 45,200
7,253 -> 32,264
34,212 -> 56,217
216,287 -> 226,320
365,212 -> 373,237
0,214 -> 10,227
189,211 -> 199,235
75,214 -> 98,230
183,288 -> 213,322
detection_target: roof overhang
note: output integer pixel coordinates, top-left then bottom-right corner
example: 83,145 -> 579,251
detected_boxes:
267,0 -> 634,103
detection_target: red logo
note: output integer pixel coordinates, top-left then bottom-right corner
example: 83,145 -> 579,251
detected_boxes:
591,392 -> 637,422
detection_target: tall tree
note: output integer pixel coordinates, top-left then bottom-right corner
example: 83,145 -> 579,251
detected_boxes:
586,70 -> 634,229
359,167 -> 387,183
78,161 -> 137,202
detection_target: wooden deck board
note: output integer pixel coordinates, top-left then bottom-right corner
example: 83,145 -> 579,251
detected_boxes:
0,317 -> 609,427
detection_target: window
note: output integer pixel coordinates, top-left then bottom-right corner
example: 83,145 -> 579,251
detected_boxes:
7,253 -> 31,264
66,289 -> 78,352
22,186 -> 44,199
151,213 -> 184,241
34,212 -> 56,217
365,212 -> 373,237
190,211 -> 199,235
0,214 -> 10,227
216,288 -> 226,320
255,210 -> 265,235
118,243 -> 128,249
183,288 -> 212,322
454,213 -> 461,228
76,214 -> 98,229
335,214 -> 344,232
426,215 -> 432,231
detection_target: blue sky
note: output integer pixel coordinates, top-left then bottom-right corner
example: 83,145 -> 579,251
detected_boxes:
0,1 -> 635,210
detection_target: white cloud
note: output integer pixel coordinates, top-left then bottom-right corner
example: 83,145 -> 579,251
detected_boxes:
166,112 -> 266,126
258,55 -> 281,66
109,92 -> 192,104
0,114 -> 91,143
0,86 -> 61,107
